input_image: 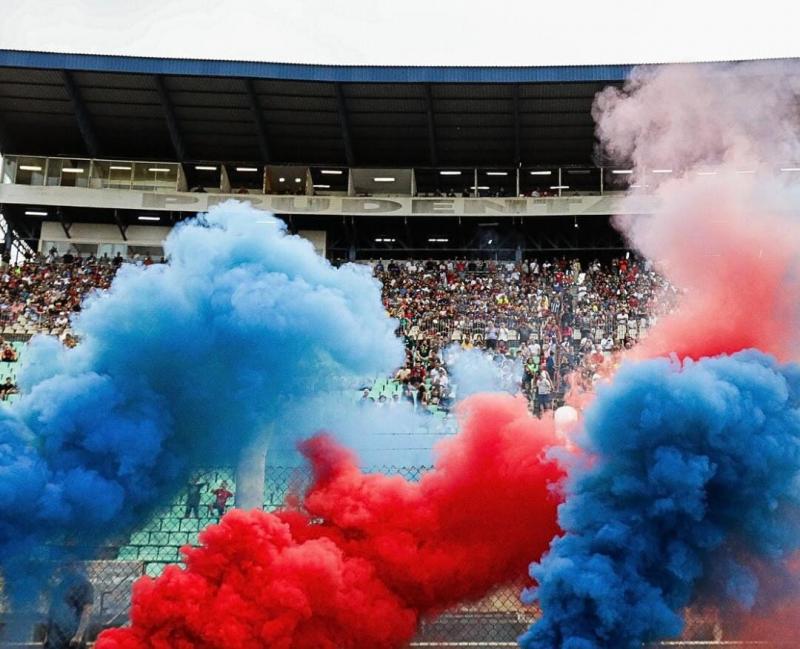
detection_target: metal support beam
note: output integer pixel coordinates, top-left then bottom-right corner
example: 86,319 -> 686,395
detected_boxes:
153,75 -> 187,162
61,70 -> 99,157
243,78 -> 271,163
1,206 -> 12,256
57,208 -> 72,239
6,212 -> 36,246
113,209 -> 128,242
334,84 -> 355,166
344,214 -> 358,261
423,84 -> 438,166
512,84 -> 521,166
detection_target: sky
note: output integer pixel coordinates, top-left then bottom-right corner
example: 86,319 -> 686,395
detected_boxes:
0,0 -> 798,67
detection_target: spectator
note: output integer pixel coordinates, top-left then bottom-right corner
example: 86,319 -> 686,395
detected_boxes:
0,377 -> 16,400
486,323 -> 498,350
43,560 -> 93,649
209,481 -> 234,519
184,475 -> 206,519
498,324 -> 509,346
536,370 -> 554,413
2,344 -> 17,362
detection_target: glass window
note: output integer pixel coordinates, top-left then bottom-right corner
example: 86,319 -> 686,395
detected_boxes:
90,160 -> 134,189
132,163 -> 179,192
128,245 -> 165,261
266,166 -> 308,195
477,169 -> 516,197
71,242 -> 100,257
602,167 -> 634,192
309,167 -> 348,195
414,168 -> 473,197
185,164 -> 222,193
12,156 -> 47,186
2,155 -> 17,184
41,240 -> 74,256
226,164 -> 265,193
45,158 -> 64,186
561,167 -> 601,195
45,158 -> 90,187
520,168 -> 559,197
64,161 -> 90,188
97,243 -> 129,259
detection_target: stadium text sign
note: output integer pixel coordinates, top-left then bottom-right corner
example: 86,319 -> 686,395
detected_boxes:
141,194 -> 639,216
0,185 -> 650,217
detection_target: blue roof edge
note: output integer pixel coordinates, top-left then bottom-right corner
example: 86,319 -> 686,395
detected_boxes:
0,49 -> 637,83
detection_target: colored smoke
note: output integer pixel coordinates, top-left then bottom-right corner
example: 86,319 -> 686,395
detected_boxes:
733,555 -> 800,644
446,345 -> 522,397
521,352 -> 800,649
523,62 -> 800,649
0,202 -> 402,603
278,390 -> 456,468
96,394 -> 564,649
594,63 -> 800,361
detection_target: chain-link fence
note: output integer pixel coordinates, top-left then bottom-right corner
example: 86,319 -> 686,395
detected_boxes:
1,464 -> 789,648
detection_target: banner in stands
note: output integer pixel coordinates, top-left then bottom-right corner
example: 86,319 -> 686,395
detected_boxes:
0,185 -> 653,217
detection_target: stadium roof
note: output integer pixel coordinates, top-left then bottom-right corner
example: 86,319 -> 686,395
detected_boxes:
0,49 -> 634,167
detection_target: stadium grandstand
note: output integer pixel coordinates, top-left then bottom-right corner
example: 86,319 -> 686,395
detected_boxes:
0,49 -> 644,265
0,47 -> 748,648
0,48 -> 665,421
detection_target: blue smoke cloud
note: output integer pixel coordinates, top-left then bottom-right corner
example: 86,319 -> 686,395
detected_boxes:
446,345 -> 522,398
520,350 -> 800,649
0,201 -> 402,602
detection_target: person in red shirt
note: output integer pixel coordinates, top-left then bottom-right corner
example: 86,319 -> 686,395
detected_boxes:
1,344 -> 17,362
208,481 -> 234,519
409,364 -> 427,383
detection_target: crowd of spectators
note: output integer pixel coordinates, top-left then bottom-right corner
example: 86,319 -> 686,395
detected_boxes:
373,256 -> 677,413
0,248 -> 160,336
0,246 -> 676,414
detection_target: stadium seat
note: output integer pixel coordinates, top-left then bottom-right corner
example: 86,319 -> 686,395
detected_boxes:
144,563 -> 164,578
179,517 -> 201,532
117,546 -> 139,561
129,531 -> 149,546
160,517 -> 180,532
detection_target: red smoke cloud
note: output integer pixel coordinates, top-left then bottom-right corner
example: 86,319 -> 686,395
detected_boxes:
620,179 -> 800,362
739,599 -> 800,645
96,394 -> 564,649
735,556 -> 800,645
594,65 -> 800,364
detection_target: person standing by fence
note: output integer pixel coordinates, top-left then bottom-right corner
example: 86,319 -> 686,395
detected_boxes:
184,476 -> 206,519
43,561 -> 94,649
